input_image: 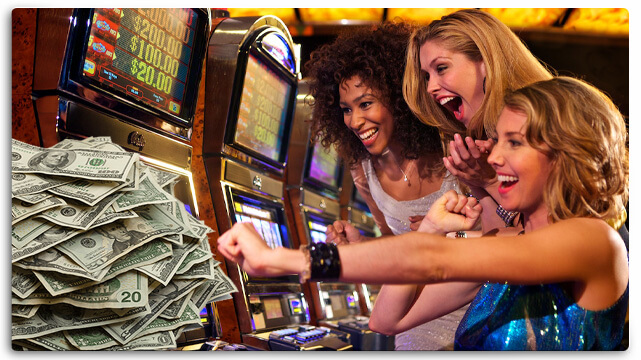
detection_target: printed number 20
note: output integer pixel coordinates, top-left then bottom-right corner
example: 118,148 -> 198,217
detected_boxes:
122,291 -> 142,303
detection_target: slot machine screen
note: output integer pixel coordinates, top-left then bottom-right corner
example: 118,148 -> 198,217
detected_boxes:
308,220 -> 328,244
264,298 -> 284,320
233,200 -> 285,250
305,142 -> 341,191
234,53 -> 293,163
228,189 -> 299,283
305,212 -> 333,244
66,8 -> 209,127
346,294 -> 357,308
330,294 -> 345,311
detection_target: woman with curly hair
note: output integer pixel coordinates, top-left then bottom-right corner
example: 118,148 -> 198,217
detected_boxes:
304,22 -> 478,350
218,76 -> 629,350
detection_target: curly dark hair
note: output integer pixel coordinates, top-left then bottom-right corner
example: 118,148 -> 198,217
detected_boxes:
305,21 -> 443,166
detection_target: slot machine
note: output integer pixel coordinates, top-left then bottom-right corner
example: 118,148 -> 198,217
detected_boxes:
286,80 -> 393,351
339,170 -> 386,317
29,8 -> 222,348
202,16 -> 351,351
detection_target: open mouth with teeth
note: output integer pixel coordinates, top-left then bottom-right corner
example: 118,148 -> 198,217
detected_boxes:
358,128 -> 379,146
497,174 -> 519,194
439,96 -> 464,121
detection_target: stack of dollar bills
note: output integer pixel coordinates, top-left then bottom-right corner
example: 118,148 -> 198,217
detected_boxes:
11,137 -> 237,351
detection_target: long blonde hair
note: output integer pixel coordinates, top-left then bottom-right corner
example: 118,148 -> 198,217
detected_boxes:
403,9 -> 553,143
504,77 -> 628,223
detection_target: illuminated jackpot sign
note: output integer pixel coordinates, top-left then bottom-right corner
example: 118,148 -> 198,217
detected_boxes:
82,8 -> 198,119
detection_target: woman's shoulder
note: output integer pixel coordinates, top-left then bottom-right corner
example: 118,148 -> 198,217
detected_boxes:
546,218 -> 626,259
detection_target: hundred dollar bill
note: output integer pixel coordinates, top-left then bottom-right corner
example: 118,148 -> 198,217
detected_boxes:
12,226 -> 84,263
16,247 -> 110,281
136,238 -> 200,286
11,172 -> 73,197
34,239 -> 173,296
12,271 -> 148,309
35,191 -> 121,230
112,175 -> 174,212
12,266 -> 41,299
51,137 -> 101,150
11,138 -> 139,182
11,302 -> 151,340
11,196 -> 66,225
14,191 -> 54,204
13,304 -> 41,318
95,142 -> 127,153
103,278 -> 206,344
48,177 -> 130,206
12,217 -> 55,249
56,204 -> 185,272
104,331 -> 177,351
139,301 -> 201,338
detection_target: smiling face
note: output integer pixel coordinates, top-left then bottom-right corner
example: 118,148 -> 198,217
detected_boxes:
420,40 -> 486,128
488,107 -> 553,227
339,76 -> 395,156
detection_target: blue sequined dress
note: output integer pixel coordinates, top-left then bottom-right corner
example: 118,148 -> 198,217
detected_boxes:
454,282 -> 628,350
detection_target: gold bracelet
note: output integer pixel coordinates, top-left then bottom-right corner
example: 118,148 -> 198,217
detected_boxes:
299,245 -> 311,284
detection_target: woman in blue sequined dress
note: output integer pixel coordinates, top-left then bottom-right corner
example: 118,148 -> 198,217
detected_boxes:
217,76 -> 629,350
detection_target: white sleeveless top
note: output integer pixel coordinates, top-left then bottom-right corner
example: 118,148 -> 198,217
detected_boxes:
361,158 -> 469,350
361,158 -> 461,235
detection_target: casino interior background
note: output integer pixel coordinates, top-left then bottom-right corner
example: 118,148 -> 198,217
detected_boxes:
11,8 -> 628,351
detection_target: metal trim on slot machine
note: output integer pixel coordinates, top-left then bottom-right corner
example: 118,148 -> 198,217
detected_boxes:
203,15 -> 351,351
29,8 -> 223,348
285,80 -> 393,350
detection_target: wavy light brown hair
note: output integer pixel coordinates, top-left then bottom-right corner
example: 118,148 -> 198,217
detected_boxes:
504,77 -> 628,223
305,22 -> 443,166
403,9 -> 554,143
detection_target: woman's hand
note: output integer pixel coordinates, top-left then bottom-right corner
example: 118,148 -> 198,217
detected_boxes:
217,222 -> 288,277
417,190 -> 482,235
326,220 -> 364,245
409,215 -> 425,231
443,134 -> 497,189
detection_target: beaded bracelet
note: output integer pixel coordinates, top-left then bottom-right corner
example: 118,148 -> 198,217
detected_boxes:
496,205 -> 518,227
302,242 -> 341,281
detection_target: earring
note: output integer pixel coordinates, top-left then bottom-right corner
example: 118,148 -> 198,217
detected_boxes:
483,77 -> 486,94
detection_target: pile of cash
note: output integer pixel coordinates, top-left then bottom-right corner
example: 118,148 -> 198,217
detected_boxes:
11,137 -> 237,351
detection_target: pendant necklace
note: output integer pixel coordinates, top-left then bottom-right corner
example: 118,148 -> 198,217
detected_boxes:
381,148 -> 414,186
